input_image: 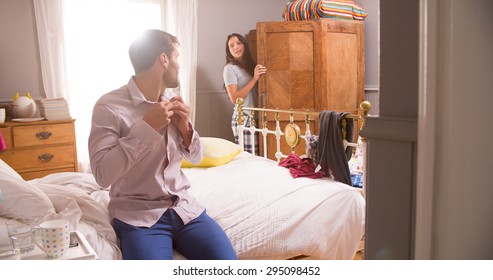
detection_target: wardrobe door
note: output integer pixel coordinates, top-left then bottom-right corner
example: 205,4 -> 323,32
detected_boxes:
318,19 -> 365,115
257,20 -> 319,159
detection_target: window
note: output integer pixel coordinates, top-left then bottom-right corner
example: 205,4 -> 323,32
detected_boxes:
64,0 -> 164,172
34,0 -> 197,172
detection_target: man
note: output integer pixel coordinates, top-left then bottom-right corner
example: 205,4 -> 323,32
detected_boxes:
89,29 -> 237,260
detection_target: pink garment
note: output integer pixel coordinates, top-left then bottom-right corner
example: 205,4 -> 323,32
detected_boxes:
0,130 -> 6,151
278,153 -> 324,179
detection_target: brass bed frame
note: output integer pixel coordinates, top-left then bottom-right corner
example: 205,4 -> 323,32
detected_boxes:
235,98 -> 372,161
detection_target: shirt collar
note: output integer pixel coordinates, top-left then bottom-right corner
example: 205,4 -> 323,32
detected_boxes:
127,77 -> 165,107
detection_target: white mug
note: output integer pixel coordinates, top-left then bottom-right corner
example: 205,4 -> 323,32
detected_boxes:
34,219 -> 70,258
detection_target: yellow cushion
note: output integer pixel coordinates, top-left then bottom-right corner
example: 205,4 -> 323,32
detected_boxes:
181,137 -> 243,168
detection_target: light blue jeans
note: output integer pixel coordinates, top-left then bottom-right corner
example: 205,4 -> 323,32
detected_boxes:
113,209 -> 237,260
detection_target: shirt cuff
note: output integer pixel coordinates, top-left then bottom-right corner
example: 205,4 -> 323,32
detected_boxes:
130,120 -> 162,147
181,127 -> 202,164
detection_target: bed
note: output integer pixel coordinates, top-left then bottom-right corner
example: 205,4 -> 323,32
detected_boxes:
0,102 -> 369,260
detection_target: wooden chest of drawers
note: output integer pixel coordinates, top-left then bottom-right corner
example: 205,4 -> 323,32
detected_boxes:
0,119 -> 78,180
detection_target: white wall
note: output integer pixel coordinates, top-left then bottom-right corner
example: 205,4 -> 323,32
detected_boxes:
0,0 -> 44,101
358,0 -> 379,90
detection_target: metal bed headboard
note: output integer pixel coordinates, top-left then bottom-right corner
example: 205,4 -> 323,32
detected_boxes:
235,98 -> 372,162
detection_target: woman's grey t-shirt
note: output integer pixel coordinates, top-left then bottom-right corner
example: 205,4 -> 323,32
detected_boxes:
223,63 -> 257,112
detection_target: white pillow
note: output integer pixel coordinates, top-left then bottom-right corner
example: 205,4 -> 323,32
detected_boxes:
0,160 -> 55,220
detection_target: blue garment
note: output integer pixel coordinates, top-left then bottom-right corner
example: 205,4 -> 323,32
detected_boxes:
113,209 -> 237,260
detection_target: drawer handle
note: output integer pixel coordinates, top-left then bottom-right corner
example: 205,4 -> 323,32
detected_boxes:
38,153 -> 55,162
36,131 -> 52,140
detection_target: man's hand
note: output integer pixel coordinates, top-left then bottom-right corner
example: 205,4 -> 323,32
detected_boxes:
169,96 -> 193,147
169,96 -> 190,131
143,100 -> 175,131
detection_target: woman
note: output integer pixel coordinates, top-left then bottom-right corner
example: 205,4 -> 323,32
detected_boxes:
223,33 -> 267,154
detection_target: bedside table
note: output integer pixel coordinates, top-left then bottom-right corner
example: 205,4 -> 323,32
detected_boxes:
0,231 -> 98,260
0,119 -> 78,180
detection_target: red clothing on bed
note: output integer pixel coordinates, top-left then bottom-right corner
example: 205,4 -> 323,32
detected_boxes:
279,153 -> 324,179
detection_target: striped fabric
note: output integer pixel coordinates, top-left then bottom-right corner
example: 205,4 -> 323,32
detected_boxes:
321,0 -> 368,20
231,113 -> 258,155
283,0 -> 322,21
283,0 -> 367,21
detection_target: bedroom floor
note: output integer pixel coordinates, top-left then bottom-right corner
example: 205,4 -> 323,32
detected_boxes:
354,237 -> 365,260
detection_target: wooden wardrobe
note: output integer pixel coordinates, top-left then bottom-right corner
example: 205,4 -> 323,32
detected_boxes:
248,18 -> 365,160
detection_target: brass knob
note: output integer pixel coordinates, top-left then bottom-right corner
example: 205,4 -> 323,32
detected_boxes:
36,131 -> 52,140
360,101 -> 372,114
38,153 -> 54,162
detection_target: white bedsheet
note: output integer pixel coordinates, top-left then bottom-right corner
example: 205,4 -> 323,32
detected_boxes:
183,151 -> 365,260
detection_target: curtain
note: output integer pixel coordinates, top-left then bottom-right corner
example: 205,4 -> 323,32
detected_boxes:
162,0 -> 198,123
32,0 -> 68,100
33,0 -> 198,173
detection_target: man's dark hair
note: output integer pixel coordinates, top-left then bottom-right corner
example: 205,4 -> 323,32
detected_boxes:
129,29 -> 179,74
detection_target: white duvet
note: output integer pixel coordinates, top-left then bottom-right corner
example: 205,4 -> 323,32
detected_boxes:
184,152 -> 365,259
28,172 -> 121,260
26,151 -> 364,260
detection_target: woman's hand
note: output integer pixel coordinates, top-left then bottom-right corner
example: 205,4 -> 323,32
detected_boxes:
253,64 -> 267,80
225,64 -> 267,104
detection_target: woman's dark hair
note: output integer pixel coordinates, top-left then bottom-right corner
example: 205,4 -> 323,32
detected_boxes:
225,33 -> 255,76
129,29 -> 179,74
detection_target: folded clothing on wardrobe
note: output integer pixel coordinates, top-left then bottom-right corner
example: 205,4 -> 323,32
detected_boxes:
283,0 -> 368,21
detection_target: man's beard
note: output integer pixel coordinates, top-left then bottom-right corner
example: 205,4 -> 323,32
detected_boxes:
163,72 -> 179,88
